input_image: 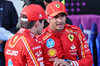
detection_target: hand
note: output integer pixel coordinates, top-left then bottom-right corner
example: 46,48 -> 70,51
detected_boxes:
0,40 -> 4,44
53,59 -> 71,66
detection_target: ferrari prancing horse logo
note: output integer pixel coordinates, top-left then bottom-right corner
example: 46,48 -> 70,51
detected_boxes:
68,34 -> 74,41
56,4 -> 60,8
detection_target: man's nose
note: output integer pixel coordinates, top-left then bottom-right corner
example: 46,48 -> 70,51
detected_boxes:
57,17 -> 62,22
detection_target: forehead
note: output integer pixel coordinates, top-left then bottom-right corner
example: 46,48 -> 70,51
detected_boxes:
58,13 -> 65,15
54,13 -> 66,17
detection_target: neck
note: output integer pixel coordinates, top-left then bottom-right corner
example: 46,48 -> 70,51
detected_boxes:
28,27 -> 37,36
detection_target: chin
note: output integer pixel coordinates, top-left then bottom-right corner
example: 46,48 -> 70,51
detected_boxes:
56,28 -> 63,32
57,27 -> 64,30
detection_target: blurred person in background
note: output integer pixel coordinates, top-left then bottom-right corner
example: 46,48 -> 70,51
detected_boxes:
0,0 -> 18,66
0,27 -> 14,41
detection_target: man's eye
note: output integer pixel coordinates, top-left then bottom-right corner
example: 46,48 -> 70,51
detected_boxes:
54,15 -> 58,19
61,14 -> 65,17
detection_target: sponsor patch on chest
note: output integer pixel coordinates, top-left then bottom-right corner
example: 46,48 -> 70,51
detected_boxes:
46,39 -> 55,48
69,44 -> 77,55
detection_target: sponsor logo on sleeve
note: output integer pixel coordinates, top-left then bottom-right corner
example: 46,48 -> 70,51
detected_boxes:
32,46 -> 41,50
6,49 -> 18,56
35,50 -> 42,57
84,44 -> 88,48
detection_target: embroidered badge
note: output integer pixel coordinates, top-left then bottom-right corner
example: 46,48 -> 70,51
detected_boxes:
68,34 -> 74,41
56,4 -> 60,8
46,39 -> 55,48
48,48 -> 57,57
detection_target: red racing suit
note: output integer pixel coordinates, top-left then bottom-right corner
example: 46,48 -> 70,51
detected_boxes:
4,28 -> 44,66
37,24 -> 93,66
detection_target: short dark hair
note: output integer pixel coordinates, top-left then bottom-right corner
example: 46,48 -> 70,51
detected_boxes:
20,14 -> 36,29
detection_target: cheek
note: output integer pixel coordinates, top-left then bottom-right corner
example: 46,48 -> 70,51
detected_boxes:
40,25 -> 43,30
39,26 -> 43,33
61,18 -> 66,24
63,17 -> 66,22
41,22 -> 44,28
51,20 -> 56,25
50,22 -> 56,28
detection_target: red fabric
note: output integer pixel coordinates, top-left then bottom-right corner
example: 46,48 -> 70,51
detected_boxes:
21,4 -> 48,21
38,24 -> 93,66
4,28 -> 44,66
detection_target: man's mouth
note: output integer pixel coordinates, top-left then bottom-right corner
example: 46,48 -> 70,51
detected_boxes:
56,23 -> 64,28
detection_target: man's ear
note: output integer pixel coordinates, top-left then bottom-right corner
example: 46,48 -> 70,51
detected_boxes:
35,21 -> 39,27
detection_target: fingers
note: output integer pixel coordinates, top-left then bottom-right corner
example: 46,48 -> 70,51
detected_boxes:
53,59 -> 58,66
53,59 -> 64,66
59,63 -> 66,66
53,59 -> 71,66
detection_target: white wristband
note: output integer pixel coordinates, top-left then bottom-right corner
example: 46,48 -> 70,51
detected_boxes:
70,61 -> 73,66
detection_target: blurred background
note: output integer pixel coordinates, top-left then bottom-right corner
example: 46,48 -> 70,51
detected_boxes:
8,0 -> 100,16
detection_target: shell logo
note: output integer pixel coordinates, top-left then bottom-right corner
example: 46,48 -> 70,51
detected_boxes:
48,49 -> 57,57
